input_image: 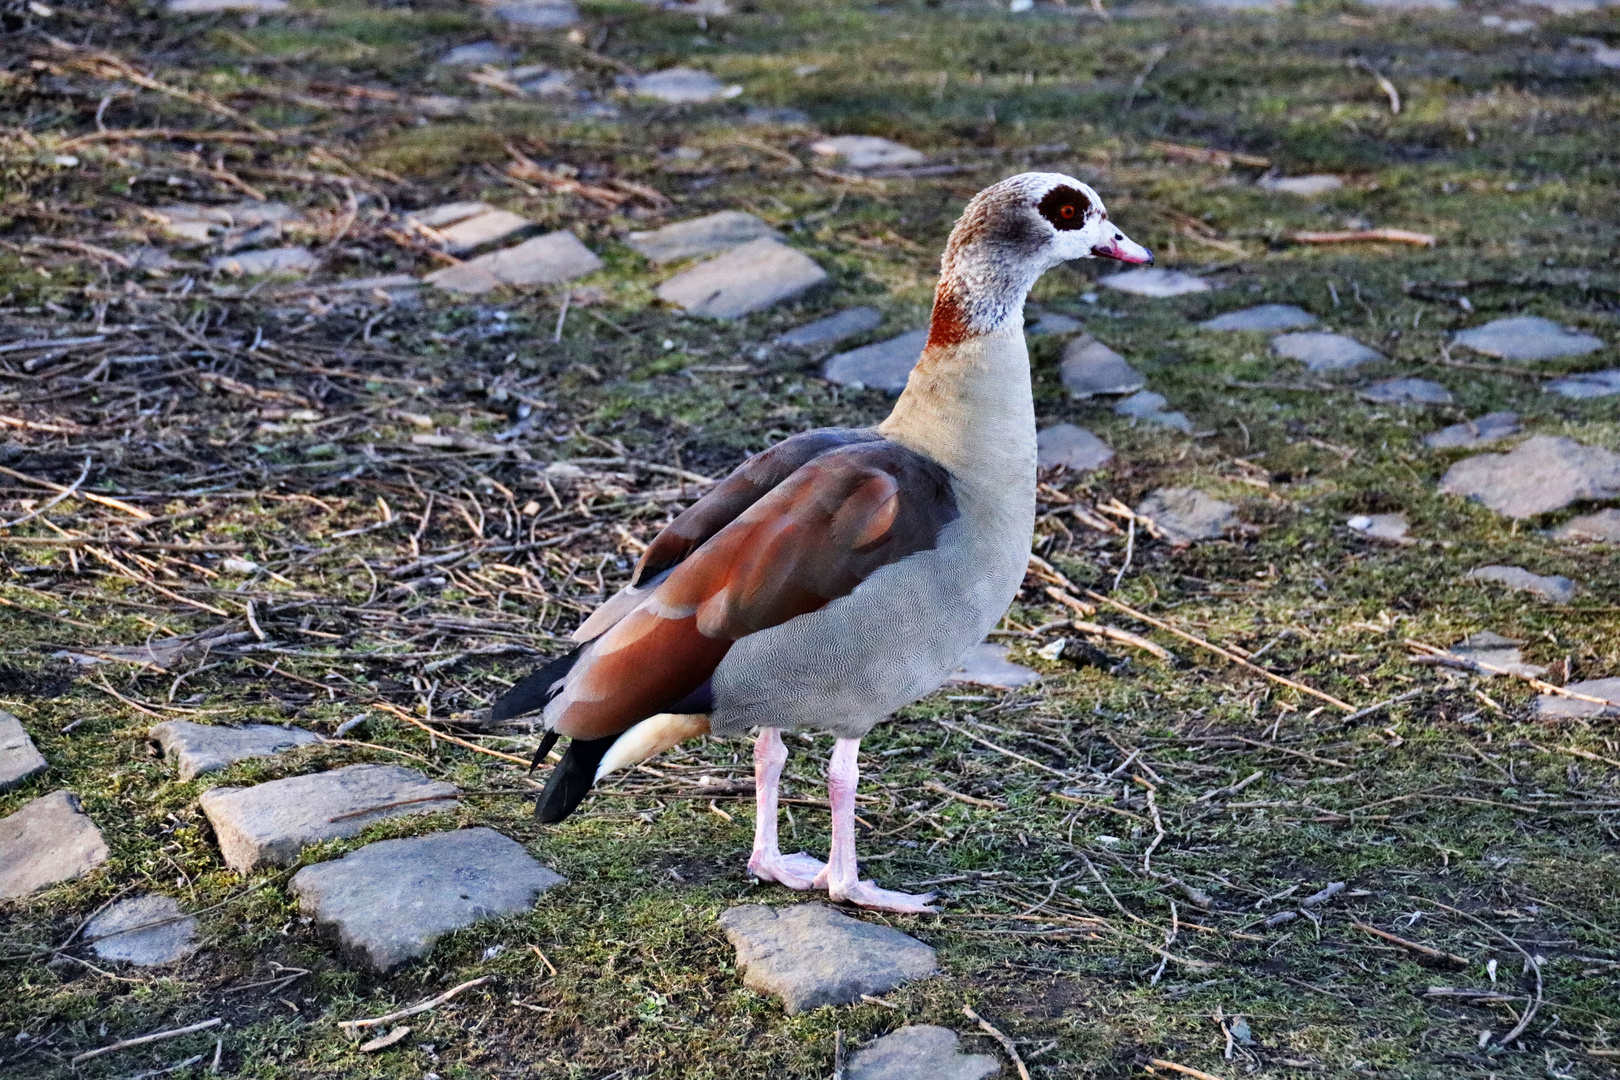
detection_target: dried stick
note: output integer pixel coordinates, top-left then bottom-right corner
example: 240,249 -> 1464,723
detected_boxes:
1291,229 -> 1434,247
962,1005 -> 1031,1080
71,1018 -> 222,1064
0,455 -> 89,529
1428,901 -> 1542,1045
1150,1059 -> 1227,1080
1349,921 -> 1468,967
0,463 -> 150,520
372,702 -> 529,765
338,975 -> 495,1031
1406,640 -> 1615,706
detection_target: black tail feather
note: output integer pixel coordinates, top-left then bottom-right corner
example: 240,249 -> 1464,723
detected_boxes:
490,648 -> 581,723
528,729 -> 560,774
534,734 -> 618,823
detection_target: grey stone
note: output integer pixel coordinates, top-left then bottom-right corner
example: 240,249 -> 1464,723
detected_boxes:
437,41 -> 513,67
717,904 -> 938,1014
1451,631 -> 1547,678
1137,487 -> 1238,544
1453,316 -> 1605,362
433,210 -> 532,255
519,70 -> 576,96
1467,565 -> 1577,603
199,764 -> 458,874
1546,370 -> 1620,400
809,136 -> 926,170
0,791 -> 109,899
1114,391 -> 1193,433
658,237 -> 826,318
1535,678 -> 1620,719
490,0 -> 580,29
168,0 -> 287,11
291,828 -> 564,971
212,247 -> 319,277
151,200 -> 300,245
847,1026 -> 1001,1080
1258,175 -> 1344,197
426,231 -> 603,295
1480,14 -> 1539,31
745,106 -> 811,125
949,643 -> 1041,690
0,711 -> 47,793
823,330 -> 928,393
778,307 -> 883,349
85,894 -> 199,967
1554,508 -> 1620,542
631,68 -> 740,104
1098,269 -> 1212,298
408,205 -> 493,232
1439,435 -> 1620,519
1272,332 -> 1382,372
1037,424 -> 1114,472
1423,412 -> 1520,449
150,720 -> 320,782
1347,513 -> 1411,543
1360,377 -> 1454,405
1199,304 -> 1316,332
1060,335 -> 1144,398
1027,311 -> 1083,336
628,211 -> 777,264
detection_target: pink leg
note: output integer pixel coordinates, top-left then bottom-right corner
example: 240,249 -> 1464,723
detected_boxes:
746,728 -> 826,890
813,737 -> 939,914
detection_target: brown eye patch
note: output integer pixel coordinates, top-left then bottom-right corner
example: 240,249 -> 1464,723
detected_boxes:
1037,184 -> 1097,232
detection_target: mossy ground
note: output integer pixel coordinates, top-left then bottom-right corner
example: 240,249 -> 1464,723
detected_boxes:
2,0 -> 1619,1077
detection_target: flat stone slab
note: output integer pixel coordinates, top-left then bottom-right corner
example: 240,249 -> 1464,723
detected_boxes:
1114,390 -> 1192,433
0,711 -> 47,793
778,307 -> 883,349
212,247 -> 318,277
490,0 -> 580,28
823,329 -> 927,393
1467,565 -> 1576,603
407,201 -> 491,229
1451,631 -> 1546,678
0,791 -> 109,899
149,200 -> 300,244
809,136 -> 926,170
85,893 -> 199,966
847,1025 -> 1001,1080
628,211 -> 777,264
1348,513 -> 1411,543
1027,311 -> 1083,336
949,643 -> 1041,690
1098,269 -> 1211,298
632,68 -> 740,103
1199,304 -> 1316,332
291,827 -> 564,971
1272,332 -> 1381,372
657,237 -> 826,318
151,720 -> 320,782
1439,435 -> 1620,519
717,904 -> 937,1014
1138,487 -> 1237,544
1546,370 -> 1620,400
1360,377 -> 1453,405
169,0 -> 287,11
434,210 -> 532,255
1535,677 -> 1620,719
1553,508 -> 1620,542
437,41 -> 513,66
1453,316 -> 1605,362
1037,423 -> 1114,472
199,764 -> 459,874
426,231 -> 603,295
1423,412 -> 1519,449
1060,335 -> 1144,397
1258,175 -> 1343,197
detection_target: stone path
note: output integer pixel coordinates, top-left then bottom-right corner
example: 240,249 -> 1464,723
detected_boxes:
1271,332 -> 1381,372
778,307 -> 882,349
1138,488 -> 1237,544
291,828 -> 565,971
631,68 -> 741,104
1423,412 -> 1518,449
1114,390 -> 1192,433
1060,335 -> 1144,397
199,763 -> 458,874
489,0 -> 581,30
657,237 -> 826,318
85,894 -> 200,967
1360,377 -> 1452,405
437,41 -> 514,66
0,790 -> 109,899
1466,565 -> 1577,603
1198,304 -> 1315,331
1036,423 -> 1113,471
1535,678 -> 1620,719
1347,513 -> 1411,543
212,247 -> 319,277
1450,631 -> 1546,678
151,720 -> 320,781
1258,175 -> 1343,196
411,204 -> 533,255
1439,435 -> 1620,518
1546,369 -> 1620,399
717,904 -> 938,1014
1098,268 -> 1211,298
426,231 -> 603,295
1027,311 -> 1082,336
628,211 -> 776,264
1452,316 -> 1604,361
846,1025 -> 1001,1080
1553,508 -> 1620,542
823,329 -> 927,392
809,136 -> 926,170
949,643 -> 1041,690
1,710 -> 47,792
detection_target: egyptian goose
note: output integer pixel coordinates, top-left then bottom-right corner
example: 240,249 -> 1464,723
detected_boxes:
494,173 -> 1151,912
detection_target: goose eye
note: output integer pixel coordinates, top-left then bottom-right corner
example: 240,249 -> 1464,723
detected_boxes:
1060,204 -> 1075,219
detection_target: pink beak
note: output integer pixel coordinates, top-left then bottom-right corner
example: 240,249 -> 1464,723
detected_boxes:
1092,232 -> 1154,265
